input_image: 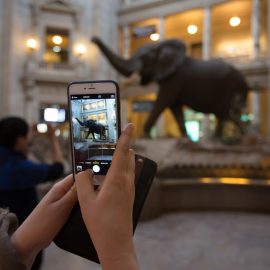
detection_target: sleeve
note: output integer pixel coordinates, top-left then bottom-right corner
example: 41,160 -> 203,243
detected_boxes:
11,160 -> 64,189
0,209 -> 25,270
44,162 -> 64,181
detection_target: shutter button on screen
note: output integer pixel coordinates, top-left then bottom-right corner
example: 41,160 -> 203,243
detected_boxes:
93,165 -> 100,173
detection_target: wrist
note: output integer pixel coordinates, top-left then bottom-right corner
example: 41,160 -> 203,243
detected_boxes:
11,231 -> 40,269
100,250 -> 138,270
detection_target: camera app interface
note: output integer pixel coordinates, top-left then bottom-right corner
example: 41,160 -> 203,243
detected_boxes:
71,93 -> 117,175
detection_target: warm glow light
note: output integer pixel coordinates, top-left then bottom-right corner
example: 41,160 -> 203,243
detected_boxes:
229,16 -> 241,27
200,178 -> 213,184
150,33 -> 160,41
219,178 -> 250,185
187,25 -> 198,35
26,38 -> 37,50
37,123 -> 47,133
52,46 -> 61,53
55,129 -> 61,137
76,44 -> 86,56
52,35 -> 62,45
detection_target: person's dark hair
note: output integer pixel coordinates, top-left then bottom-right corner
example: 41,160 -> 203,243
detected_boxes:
0,116 -> 29,148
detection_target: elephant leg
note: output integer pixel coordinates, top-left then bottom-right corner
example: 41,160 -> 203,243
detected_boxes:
215,118 -> 225,138
86,130 -> 91,139
229,109 -> 245,134
170,106 -> 187,137
228,94 -> 246,134
144,99 -> 167,136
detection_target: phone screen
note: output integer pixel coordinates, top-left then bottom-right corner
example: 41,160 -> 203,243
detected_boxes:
68,81 -> 120,181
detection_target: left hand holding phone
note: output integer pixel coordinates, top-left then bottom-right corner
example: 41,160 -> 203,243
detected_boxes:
11,175 -> 77,269
76,123 -> 139,270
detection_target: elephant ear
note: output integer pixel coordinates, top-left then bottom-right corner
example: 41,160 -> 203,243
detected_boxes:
154,40 -> 186,81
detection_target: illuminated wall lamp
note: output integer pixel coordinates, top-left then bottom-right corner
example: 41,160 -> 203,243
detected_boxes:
26,38 -> 37,51
76,44 -> 86,56
52,35 -> 62,45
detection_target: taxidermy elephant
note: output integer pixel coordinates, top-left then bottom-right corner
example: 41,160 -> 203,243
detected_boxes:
92,37 -> 249,138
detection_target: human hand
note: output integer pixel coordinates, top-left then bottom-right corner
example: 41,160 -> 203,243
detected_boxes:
46,123 -> 57,141
76,123 -> 139,270
11,175 -> 77,269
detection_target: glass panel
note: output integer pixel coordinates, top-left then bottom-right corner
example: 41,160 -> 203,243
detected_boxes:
165,9 -> 203,58
44,28 -> 69,63
212,0 -> 252,61
130,18 -> 160,54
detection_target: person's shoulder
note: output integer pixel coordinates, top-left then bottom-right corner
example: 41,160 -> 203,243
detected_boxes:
0,147 -> 25,160
0,146 -> 9,156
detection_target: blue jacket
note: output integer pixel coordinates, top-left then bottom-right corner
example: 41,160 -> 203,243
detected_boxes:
0,146 -> 64,223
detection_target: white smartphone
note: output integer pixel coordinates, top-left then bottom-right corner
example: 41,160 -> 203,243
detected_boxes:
67,80 -> 120,187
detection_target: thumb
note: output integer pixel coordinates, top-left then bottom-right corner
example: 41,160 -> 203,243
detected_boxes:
76,170 -> 96,208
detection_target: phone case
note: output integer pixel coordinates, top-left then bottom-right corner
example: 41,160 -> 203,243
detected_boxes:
53,154 -> 157,263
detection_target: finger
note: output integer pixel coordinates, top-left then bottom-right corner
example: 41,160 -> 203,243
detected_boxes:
110,123 -> 134,171
59,179 -> 78,206
103,147 -> 135,192
59,187 -> 77,206
47,174 -> 74,201
58,174 -> 74,191
76,170 -> 96,207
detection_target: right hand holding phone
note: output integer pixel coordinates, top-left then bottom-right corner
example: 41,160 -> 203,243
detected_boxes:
76,123 -> 139,270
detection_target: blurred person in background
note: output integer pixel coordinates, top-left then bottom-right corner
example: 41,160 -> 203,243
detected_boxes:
0,123 -> 138,270
0,116 -> 64,270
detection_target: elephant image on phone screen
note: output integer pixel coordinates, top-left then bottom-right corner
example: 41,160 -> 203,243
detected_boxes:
75,118 -> 106,141
92,37 -> 249,138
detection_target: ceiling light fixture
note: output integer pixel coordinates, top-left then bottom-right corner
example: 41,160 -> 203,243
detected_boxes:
187,25 -> 198,35
52,35 -> 63,45
229,16 -> 241,27
150,33 -> 160,41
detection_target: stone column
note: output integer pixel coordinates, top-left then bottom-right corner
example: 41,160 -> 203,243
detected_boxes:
155,16 -> 166,137
123,25 -> 130,58
121,25 -> 130,128
203,7 -> 211,60
23,79 -> 39,124
201,6 -> 212,140
252,0 -> 261,60
157,16 -> 165,40
267,0 -> 270,135
251,88 -> 261,132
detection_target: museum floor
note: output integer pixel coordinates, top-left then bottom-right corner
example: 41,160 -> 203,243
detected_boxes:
41,211 -> 270,270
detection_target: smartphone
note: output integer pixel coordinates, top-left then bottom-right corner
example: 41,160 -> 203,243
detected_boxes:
67,80 -> 120,186
54,155 -> 157,263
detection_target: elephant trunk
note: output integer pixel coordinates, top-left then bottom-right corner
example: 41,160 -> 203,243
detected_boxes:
91,37 -> 140,77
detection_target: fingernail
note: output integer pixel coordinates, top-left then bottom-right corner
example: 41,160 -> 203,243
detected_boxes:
123,123 -> 134,134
